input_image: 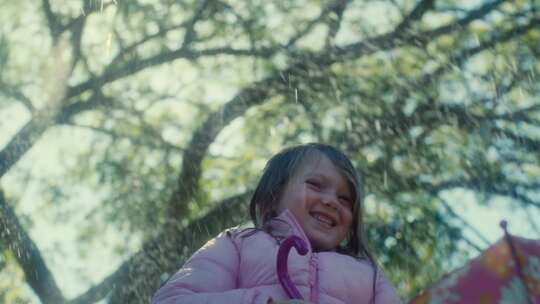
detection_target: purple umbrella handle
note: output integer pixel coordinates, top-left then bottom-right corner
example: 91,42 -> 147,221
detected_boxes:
277,236 -> 309,300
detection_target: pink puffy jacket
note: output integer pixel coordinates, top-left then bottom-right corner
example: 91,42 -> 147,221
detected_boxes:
152,209 -> 401,304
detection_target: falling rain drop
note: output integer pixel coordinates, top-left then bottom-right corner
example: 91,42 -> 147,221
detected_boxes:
279,72 -> 287,83
375,120 -> 381,132
473,34 -> 480,46
219,107 -> 225,127
106,33 -> 113,58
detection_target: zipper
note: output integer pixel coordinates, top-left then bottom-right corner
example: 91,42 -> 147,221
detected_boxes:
309,253 -> 319,303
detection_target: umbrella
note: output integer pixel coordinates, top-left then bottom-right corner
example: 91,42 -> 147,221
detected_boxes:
410,221 -> 540,303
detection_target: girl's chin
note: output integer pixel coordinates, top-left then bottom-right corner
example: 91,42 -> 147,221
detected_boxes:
307,234 -> 339,251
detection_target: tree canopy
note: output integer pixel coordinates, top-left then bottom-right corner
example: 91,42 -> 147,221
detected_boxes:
0,0 -> 539,303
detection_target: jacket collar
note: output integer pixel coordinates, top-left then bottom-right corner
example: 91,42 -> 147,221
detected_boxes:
269,209 -> 313,252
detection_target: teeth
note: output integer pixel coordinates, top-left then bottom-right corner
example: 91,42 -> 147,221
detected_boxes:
313,213 -> 334,227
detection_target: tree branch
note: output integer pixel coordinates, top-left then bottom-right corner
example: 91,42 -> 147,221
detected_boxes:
181,0 -> 211,48
438,196 -> 491,246
427,0 -> 508,37
166,73 -> 284,220
41,0 -> 61,42
0,41 -> 72,179
0,117 -> 52,178
65,122 -> 185,153
437,216 -> 484,253
0,190 -> 65,303
286,0 -> 349,48
0,80 -> 35,112
64,0 -> 515,115
395,0 -> 435,32
107,22 -> 189,70
67,14 -> 87,74
66,46 -> 277,99
492,128 -> 540,152
338,0 -> 507,59
325,0 -> 350,47
65,263 -> 128,304
524,206 -> 540,237
428,179 -> 540,209
491,104 -> 540,125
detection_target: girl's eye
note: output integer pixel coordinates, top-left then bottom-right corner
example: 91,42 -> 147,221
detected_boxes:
339,196 -> 353,209
306,180 -> 321,189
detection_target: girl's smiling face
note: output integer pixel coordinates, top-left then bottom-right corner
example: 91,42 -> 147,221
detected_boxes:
277,153 -> 353,251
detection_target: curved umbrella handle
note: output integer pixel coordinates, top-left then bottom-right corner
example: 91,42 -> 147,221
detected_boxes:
277,236 -> 309,300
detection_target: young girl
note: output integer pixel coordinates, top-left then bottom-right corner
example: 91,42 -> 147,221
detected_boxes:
152,143 -> 401,304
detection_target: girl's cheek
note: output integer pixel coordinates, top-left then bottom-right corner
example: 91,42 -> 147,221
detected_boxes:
301,185 -> 311,198
341,209 -> 353,224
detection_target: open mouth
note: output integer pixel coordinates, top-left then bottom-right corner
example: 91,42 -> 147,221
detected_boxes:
310,212 -> 336,228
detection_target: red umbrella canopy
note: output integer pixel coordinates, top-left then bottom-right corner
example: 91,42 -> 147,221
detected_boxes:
410,235 -> 540,304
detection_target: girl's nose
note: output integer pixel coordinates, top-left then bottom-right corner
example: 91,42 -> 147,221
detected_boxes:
321,194 -> 339,210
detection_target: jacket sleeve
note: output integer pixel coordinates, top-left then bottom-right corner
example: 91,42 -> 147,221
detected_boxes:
374,269 -> 402,304
151,231 -> 272,304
